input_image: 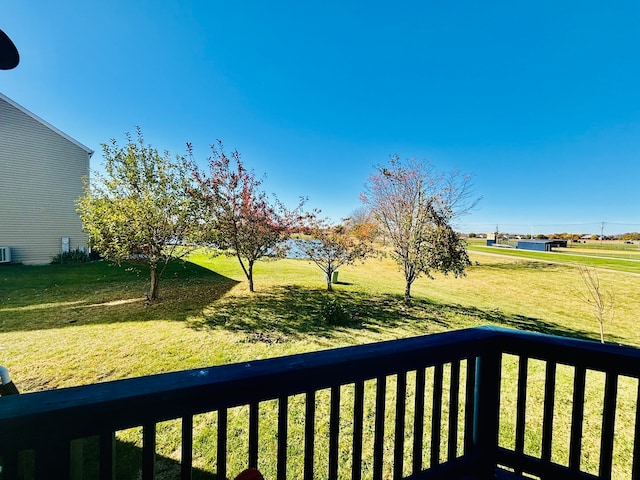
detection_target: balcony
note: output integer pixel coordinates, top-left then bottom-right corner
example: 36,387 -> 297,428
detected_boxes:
1,326 -> 639,479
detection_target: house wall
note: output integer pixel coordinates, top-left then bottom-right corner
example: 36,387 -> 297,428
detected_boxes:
0,95 -> 92,264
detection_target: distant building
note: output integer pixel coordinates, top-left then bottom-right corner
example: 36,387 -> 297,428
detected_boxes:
516,239 -> 567,252
0,93 -> 93,264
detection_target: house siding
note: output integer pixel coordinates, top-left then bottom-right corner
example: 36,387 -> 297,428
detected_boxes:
0,95 -> 92,264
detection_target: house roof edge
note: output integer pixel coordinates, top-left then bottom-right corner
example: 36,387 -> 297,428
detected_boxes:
0,92 -> 94,158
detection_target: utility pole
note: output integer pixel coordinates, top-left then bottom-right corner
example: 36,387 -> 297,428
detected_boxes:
600,222 -> 605,245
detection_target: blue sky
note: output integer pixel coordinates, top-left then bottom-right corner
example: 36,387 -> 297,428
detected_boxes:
3,1 -> 640,235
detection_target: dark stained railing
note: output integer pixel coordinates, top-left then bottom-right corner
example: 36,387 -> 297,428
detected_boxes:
495,329 -> 640,479
1,326 -> 639,479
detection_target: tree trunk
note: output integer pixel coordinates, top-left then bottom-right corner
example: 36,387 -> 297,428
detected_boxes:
404,281 -> 412,306
149,264 -> 160,301
236,254 -> 255,292
598,316 -> 605,344
248,261 -> 255,293
326,270 -> 333,292
404,262 -> 416,306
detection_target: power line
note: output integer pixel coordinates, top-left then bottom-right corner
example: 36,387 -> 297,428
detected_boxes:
457,220 -> 640,234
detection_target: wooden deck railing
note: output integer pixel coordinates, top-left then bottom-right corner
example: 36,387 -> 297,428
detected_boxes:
1,326 -> 639,479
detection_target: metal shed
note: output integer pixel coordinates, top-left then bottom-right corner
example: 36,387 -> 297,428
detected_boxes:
516,239 -> 568,251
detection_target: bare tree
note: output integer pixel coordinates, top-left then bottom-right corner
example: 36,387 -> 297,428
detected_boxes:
362,156 -> 477,305
574,265 -> 614,343
344,206 -> 379,242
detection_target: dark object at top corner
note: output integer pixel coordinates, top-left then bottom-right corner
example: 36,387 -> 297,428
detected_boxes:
0,29 -> 20,70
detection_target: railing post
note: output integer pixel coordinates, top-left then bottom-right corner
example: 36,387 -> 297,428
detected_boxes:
100,431 -> 116,480
142,422 -> 156,480
473,350 -> 502,479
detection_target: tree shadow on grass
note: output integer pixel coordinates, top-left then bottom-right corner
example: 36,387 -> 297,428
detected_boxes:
0,260 -> 239,333
28,437 -> 221,480
190,285 -> 414,339
478,261 -> 561,271
189,285 -> 623,345
434,301 -> 627,344
109,437 -> 224,480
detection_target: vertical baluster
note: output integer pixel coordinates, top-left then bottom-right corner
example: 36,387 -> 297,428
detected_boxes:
569,366 -> 586,471
448,360 -> 460,461
181,416 -> 193,480
430,363 -> 443,468
373,376 -> 386,480
100,432 -> 115,480
541,361 -> 556,463
36,441 -> 70,479
249,402 -> 259,469
329,386 -> 341,480
464,357 -> 476,456
515,355 -> 528,475
1,449 -> 20,480
217,409 -> 228,480
352,380 -> 365,480
304,391 -> 316,480
473,351 -> 502,479
633,378 -> 640,480
413,368 -> 426,474
394,371 -> 407,479
142,423 -> 156,480
277,396 -> 288,480
599,371 -> 618,478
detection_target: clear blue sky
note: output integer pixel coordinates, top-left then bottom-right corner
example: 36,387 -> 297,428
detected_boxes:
3,1 -> 640,235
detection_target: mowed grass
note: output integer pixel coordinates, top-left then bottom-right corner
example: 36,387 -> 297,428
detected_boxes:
1,248 -> 639,478
467,242 -> 640,274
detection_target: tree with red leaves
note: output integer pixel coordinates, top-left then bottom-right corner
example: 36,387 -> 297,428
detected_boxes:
190,141 -> 304,292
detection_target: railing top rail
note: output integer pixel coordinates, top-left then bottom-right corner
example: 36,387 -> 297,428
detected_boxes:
0,327 -> 495,449
479,325 -> 640,375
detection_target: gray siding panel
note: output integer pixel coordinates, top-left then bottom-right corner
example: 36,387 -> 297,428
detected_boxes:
0,96 -> 91,264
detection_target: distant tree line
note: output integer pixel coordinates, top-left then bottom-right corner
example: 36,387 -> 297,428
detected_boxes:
474,232 -> 640,242
78,129 -> 476,304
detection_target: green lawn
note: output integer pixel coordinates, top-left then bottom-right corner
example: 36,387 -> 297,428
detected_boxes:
467,242 -> 640,274
1,249 -> 639,478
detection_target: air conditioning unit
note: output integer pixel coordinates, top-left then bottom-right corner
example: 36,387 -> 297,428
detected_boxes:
0,246 -> 11,264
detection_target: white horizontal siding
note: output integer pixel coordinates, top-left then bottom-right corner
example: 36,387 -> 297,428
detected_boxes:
0,96 -> 91,264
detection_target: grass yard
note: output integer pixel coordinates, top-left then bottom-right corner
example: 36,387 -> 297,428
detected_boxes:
467,242 -> 640,274
1,248 -> 639,478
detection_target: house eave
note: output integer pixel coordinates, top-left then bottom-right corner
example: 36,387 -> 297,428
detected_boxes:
0,92 -> 94,158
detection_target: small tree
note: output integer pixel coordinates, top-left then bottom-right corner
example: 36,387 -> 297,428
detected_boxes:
362,156 -> 476,305
77,128 -> 198,301
190,141 -> 303,292
300,218 -> 374,291
345,206 -> 379,243
574,266 -> 614,344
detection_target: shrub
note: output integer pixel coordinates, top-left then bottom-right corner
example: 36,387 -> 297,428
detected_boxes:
51,248 -> 90,264
319,298 -> 351,326
88,248 -> 102,261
